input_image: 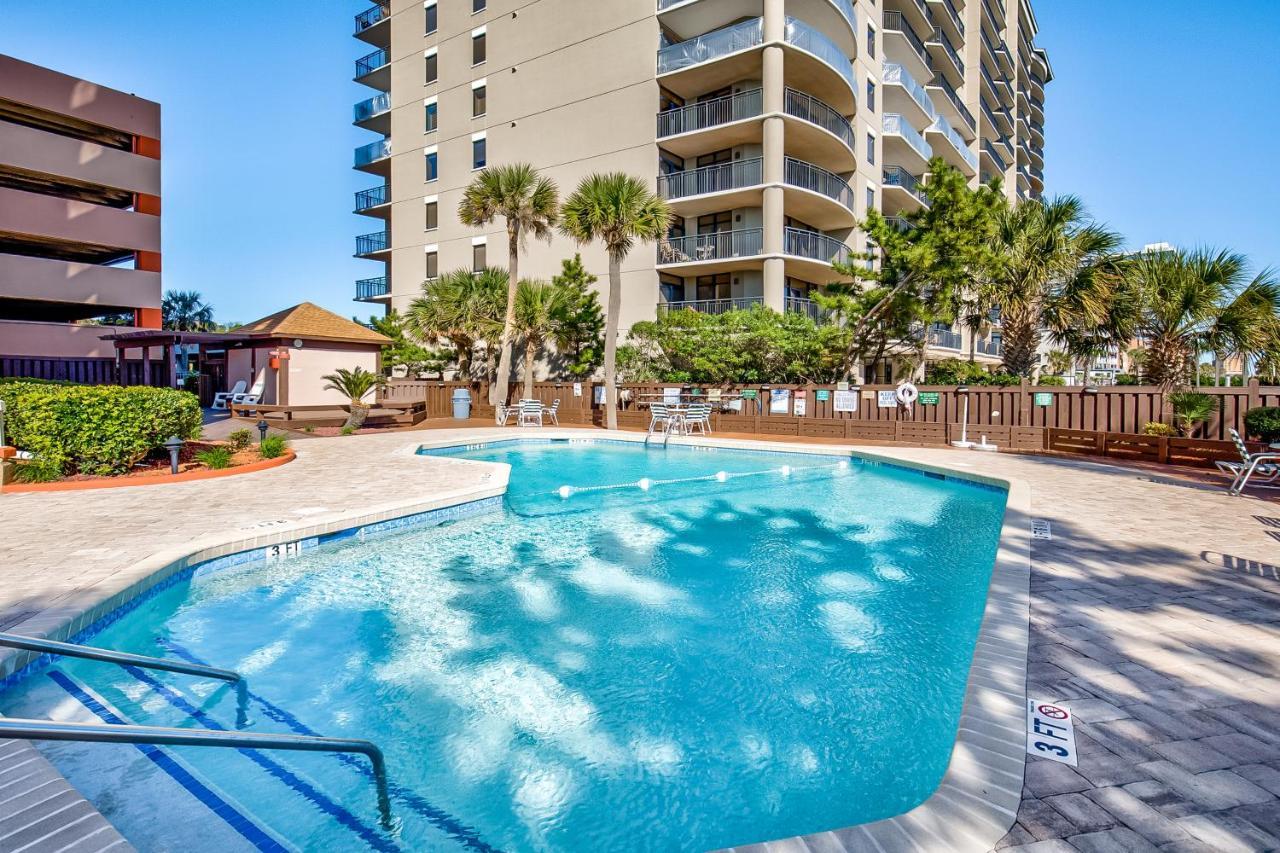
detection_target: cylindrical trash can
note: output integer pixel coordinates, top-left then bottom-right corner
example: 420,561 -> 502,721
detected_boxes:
451,388 -> 472,420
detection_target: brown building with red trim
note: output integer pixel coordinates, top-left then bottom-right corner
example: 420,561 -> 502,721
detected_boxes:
0,54 -> 162,367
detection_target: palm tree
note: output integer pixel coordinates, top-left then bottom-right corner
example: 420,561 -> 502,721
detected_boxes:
989,196 -> 1125,377
1045,350 -> 1074,381
560,173 -> 671,430
321,367 -> 387,430
405,268 -> 505,380
512,279 -> 568,398
162,290 -> 214,331
458,164 -> 559,405
1122,248 -> 1279,391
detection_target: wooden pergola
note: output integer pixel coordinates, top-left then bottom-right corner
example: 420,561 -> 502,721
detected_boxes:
99,329 -> 254,388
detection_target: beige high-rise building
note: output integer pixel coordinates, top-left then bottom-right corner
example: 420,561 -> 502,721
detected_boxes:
351,0 -> 1048,381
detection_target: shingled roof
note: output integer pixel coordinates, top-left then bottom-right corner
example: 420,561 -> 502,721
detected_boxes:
231,302 -> 390,345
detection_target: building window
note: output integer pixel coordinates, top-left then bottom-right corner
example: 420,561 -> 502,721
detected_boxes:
473,0 -> 485,11
425,150 -> 438,181
425,1 -> 437,35
695,273 -> 731,301
472,83 -> 487,117
867,133 -> 875,165
866,80 -> 875,112
472,136 -> 487,170
697,211 -> 732,234
425,51 -> 438,84
866,186 -> 875,212
659,275 -> 684,304
424,100 -> 437,133
472,29 -> 486,65
867,25 -> 876,59
473,242 -> 487,271
425,250 -> 439,279
424,199 -> 438,230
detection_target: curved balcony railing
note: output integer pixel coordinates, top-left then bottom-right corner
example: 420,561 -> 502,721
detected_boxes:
354,137 -> 391,167
355,185 -> 388,211
657,88 -> 763,138
657,18 -> 763,74
658,297 -> 763,315
929,115 -> 978,171
354,93 -> 391,124
883,166 -> 929,204
355,276 -> 390,300
784,228 -> 854,265
928,73 -> 975,132
980,139 -> 1007,171
655,0 -> 856,38
355,48 -> 389,79
657,157 -> 763,200
783,17 -> 855,93
882,113 -> 932,161
657,228 -> 763,264
783,88 -> 855,150
354,4 -> 388,33
883,62 -> 936,120
355,231 -> 389,255
784,157 -> 854,211
883,11 -> 930,68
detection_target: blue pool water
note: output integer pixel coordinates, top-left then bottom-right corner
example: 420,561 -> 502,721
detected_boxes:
2,440 -> 1007,852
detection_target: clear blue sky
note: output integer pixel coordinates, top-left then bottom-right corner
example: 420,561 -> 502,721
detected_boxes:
3,2 -> 1277,325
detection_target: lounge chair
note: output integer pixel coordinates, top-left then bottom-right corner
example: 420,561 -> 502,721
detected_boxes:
211,380 -> 246,410
518,399 -> 543,428
232,378 -> 266,406
495,403 -> 511,426
1218,429 -> 1280,495
544,399 -> 560,426
648,403 -> 674,435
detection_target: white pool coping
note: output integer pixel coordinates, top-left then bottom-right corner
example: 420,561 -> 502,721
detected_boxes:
1,429 -> 1030,852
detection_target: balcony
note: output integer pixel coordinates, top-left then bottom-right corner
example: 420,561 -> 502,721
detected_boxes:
354,137 -> 391,174
354,3 -> 390,46
785,296 -> 825,322
888,0 -> 932,40
882,113 -> 932,171
882,166 -> 929,213
926,74 -> 976,139
979,138 -> 1007,174
658,296 -> 763,315
355,276 -> 391,302
658,157 -> 763,211
354,48 -> 390,91
353,92 -> 391,134
926,26 -> 964,86
975,337 -> 1002,357
885,216 -> 912,232
783,87 -> 855,158
656,17 -> 856,111
354,184 -> 389,215
784,227 -> 854,266
882,62 -> 936,129
926,115 -> 977,176
657,228 -> 764,269
355,230 -> 389,257
926,0 -> 964,40
883,11 -> 932,83
784,156 -> 855,228
927,327 -> 962,350
980,96 -> 1013,135
981,60 -> 1015,109
656,0 -> 858,56
982,0 -> 1006,30
657,88 -> 763,139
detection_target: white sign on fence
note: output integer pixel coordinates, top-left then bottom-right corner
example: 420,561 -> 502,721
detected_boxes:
793,391 -> 806,416
769,389 -> 791,414
833,390 -> 858,413
1026,699 -> 1078,766
877,390 -> 899,409
573,382 -> 582,397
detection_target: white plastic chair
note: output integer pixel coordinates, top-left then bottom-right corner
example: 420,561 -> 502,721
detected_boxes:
232,377 -> 265,405
648,403 -> 673,435
1218,429 -> 1280,495
495,403 -> 511,426
544,399 -> 560,426
684,403 -> 712,435
211,380 -> 246,410
518,399 -> 543,427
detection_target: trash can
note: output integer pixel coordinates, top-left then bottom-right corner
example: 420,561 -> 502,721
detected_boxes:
451,388 -> 472,420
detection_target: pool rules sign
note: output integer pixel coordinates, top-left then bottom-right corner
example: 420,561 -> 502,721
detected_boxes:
1027,700 -> 1078,766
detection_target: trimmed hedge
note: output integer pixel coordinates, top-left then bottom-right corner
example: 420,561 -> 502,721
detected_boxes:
0,381 -> 201,476
1245,406 -> 1280,443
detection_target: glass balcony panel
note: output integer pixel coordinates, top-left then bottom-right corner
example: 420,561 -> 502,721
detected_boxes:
783,17 -> 855,93
354,138 -> 391,167
353,93 -> 391,123
883,62 -> 937,120
882,113 -> 932,161
657,18 -> 763,74
929,115 -> 978,171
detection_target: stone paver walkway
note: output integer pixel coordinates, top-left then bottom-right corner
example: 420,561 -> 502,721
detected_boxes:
1,429 -> 1278,851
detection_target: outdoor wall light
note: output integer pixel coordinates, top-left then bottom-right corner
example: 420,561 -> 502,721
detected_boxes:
257,419 -> 269,443
163,436 -> 184,475
1083,386 -> 1099,395
956,385 -> 970,393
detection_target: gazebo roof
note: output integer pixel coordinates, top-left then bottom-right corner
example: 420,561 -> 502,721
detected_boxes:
229,302 -> 390,345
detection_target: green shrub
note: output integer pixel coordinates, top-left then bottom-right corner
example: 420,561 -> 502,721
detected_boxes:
1244,406 -> 1280,443
1168,391 -> 1218,437
227,428 -> 253,451
13,456 -> 64,483
195,446 -> 233,470
0,382 -> 201,476
1037,375 -> 1065,386
340,426 -> 356,436
925,358 -> 1021,387
259,434 -> 287,459
1142,421 -> 1176,437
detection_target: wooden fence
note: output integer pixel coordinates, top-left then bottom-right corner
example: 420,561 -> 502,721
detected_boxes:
1,355 -> 168,387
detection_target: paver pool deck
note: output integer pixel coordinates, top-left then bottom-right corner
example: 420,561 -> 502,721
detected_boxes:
1,427 -> 1277,852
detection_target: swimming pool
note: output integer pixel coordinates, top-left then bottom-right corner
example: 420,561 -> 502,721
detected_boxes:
1,439 -> 1008,851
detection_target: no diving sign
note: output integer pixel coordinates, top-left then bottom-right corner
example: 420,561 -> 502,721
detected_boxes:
1027,700 -> 1078,766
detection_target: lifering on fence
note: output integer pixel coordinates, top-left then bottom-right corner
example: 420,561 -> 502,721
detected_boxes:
896,382 -> 919,405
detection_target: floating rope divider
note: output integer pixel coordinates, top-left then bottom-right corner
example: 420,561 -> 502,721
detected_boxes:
555,459 -> 852,499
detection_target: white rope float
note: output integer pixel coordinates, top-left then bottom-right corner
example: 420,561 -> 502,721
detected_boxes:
556,459 -> 852,499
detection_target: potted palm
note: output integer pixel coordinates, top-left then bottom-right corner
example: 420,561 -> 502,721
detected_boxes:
322,367 -> 387,431
1168,391 -> 1217,438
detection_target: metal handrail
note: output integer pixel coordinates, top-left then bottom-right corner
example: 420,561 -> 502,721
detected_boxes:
355,48 -> 389,79
0,718 -> 393,830
657,228 -> 763,264
0,632 -> 240,683
657,157 -> 763,200
928,73 -> 975,132
784,88 -> 855,149
784,157 -> 854,211
657,88 -> 763,138
883,11 -> 930,67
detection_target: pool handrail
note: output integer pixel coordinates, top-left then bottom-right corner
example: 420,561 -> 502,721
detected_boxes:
0,631 -> 241,684
0,717 -> 394,830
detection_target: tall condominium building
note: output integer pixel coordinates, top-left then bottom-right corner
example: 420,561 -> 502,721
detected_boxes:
351,0 -> 1048,379
0,55 -> 162,363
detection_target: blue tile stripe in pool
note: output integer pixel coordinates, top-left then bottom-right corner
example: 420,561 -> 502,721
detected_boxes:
48,670 -> 290,853
159,640 -> 499,853
0,496 -> 504,694
116,664 -> 399,853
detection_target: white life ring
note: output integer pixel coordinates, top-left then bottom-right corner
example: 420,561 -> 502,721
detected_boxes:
896,382 -> 919,405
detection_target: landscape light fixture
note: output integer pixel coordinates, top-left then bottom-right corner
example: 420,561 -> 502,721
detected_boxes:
163,436 -> 184,475
257,419 -> 269,443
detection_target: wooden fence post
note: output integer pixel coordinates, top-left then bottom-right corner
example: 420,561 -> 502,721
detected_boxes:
1247,377 -> 1261,413
1019,377 -> 1031,426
